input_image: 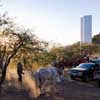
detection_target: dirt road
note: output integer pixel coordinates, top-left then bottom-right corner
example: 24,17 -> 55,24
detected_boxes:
0,69 -> 36,100
64,80 -> 100,100
0,69 -> 100,100
37,79 -> 100,100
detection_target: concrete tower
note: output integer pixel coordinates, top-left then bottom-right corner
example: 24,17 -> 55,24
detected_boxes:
81,15 -> 92,44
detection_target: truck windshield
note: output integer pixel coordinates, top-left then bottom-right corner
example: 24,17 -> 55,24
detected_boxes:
77,63 -> 94,69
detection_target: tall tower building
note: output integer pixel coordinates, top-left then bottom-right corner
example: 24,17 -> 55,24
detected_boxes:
81,15 -> 92,44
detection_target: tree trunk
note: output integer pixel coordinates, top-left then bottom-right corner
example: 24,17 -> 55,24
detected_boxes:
0,65 -> 7,87
0,41 -> 23,88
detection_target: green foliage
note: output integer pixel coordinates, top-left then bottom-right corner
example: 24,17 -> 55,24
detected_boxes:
0,14 -> 48,85
92,33 -> 100,44
48,39 -> 100,67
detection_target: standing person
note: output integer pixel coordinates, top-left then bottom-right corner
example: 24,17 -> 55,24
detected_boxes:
87,55 -> 90,62
17,62 -> 24,82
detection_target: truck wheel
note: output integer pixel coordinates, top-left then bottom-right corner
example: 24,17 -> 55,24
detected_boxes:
70,76 -> 75,80
97,80 -> 100,87
82,76 -> 89,82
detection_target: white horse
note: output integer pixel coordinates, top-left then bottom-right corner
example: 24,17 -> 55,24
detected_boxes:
34,67 -> 61,95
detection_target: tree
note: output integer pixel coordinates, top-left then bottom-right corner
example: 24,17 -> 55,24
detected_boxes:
92,33 -> 100,45
0,14 -> 47,87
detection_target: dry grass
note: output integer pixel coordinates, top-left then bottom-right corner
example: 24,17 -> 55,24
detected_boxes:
2,67 -> 63,100
5,68 -> 40,99
23,71 -> 40,98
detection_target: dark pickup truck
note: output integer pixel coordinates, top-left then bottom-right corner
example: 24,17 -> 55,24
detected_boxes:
69,59 -> 100,82
69,63 -> 96,81
94,71 -> 100,85
89,59 -> 100,85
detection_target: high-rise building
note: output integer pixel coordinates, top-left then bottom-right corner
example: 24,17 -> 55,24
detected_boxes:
81,15 -> 92,44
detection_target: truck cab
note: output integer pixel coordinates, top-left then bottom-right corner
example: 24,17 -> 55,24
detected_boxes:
90,59 -> 100,85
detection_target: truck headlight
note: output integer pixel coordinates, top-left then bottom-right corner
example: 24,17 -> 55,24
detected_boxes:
78,72 -> 83,76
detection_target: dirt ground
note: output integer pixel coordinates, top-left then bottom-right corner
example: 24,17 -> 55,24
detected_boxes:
0,69 -> 100,100
0,70 -> 33,100
37,79 -> 100,100
63,80 -> 100,100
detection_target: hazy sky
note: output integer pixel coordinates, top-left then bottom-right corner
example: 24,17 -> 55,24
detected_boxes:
1,0 -> 100,45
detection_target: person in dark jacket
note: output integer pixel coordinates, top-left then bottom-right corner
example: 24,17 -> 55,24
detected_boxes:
17,62 -> 24,82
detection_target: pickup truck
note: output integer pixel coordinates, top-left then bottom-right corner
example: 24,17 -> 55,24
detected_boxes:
69,63 -> 96,81
90,59 -> 100,85
94,68 -> 100,86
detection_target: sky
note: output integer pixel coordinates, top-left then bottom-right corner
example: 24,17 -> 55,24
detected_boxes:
0,0 -> 100,45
